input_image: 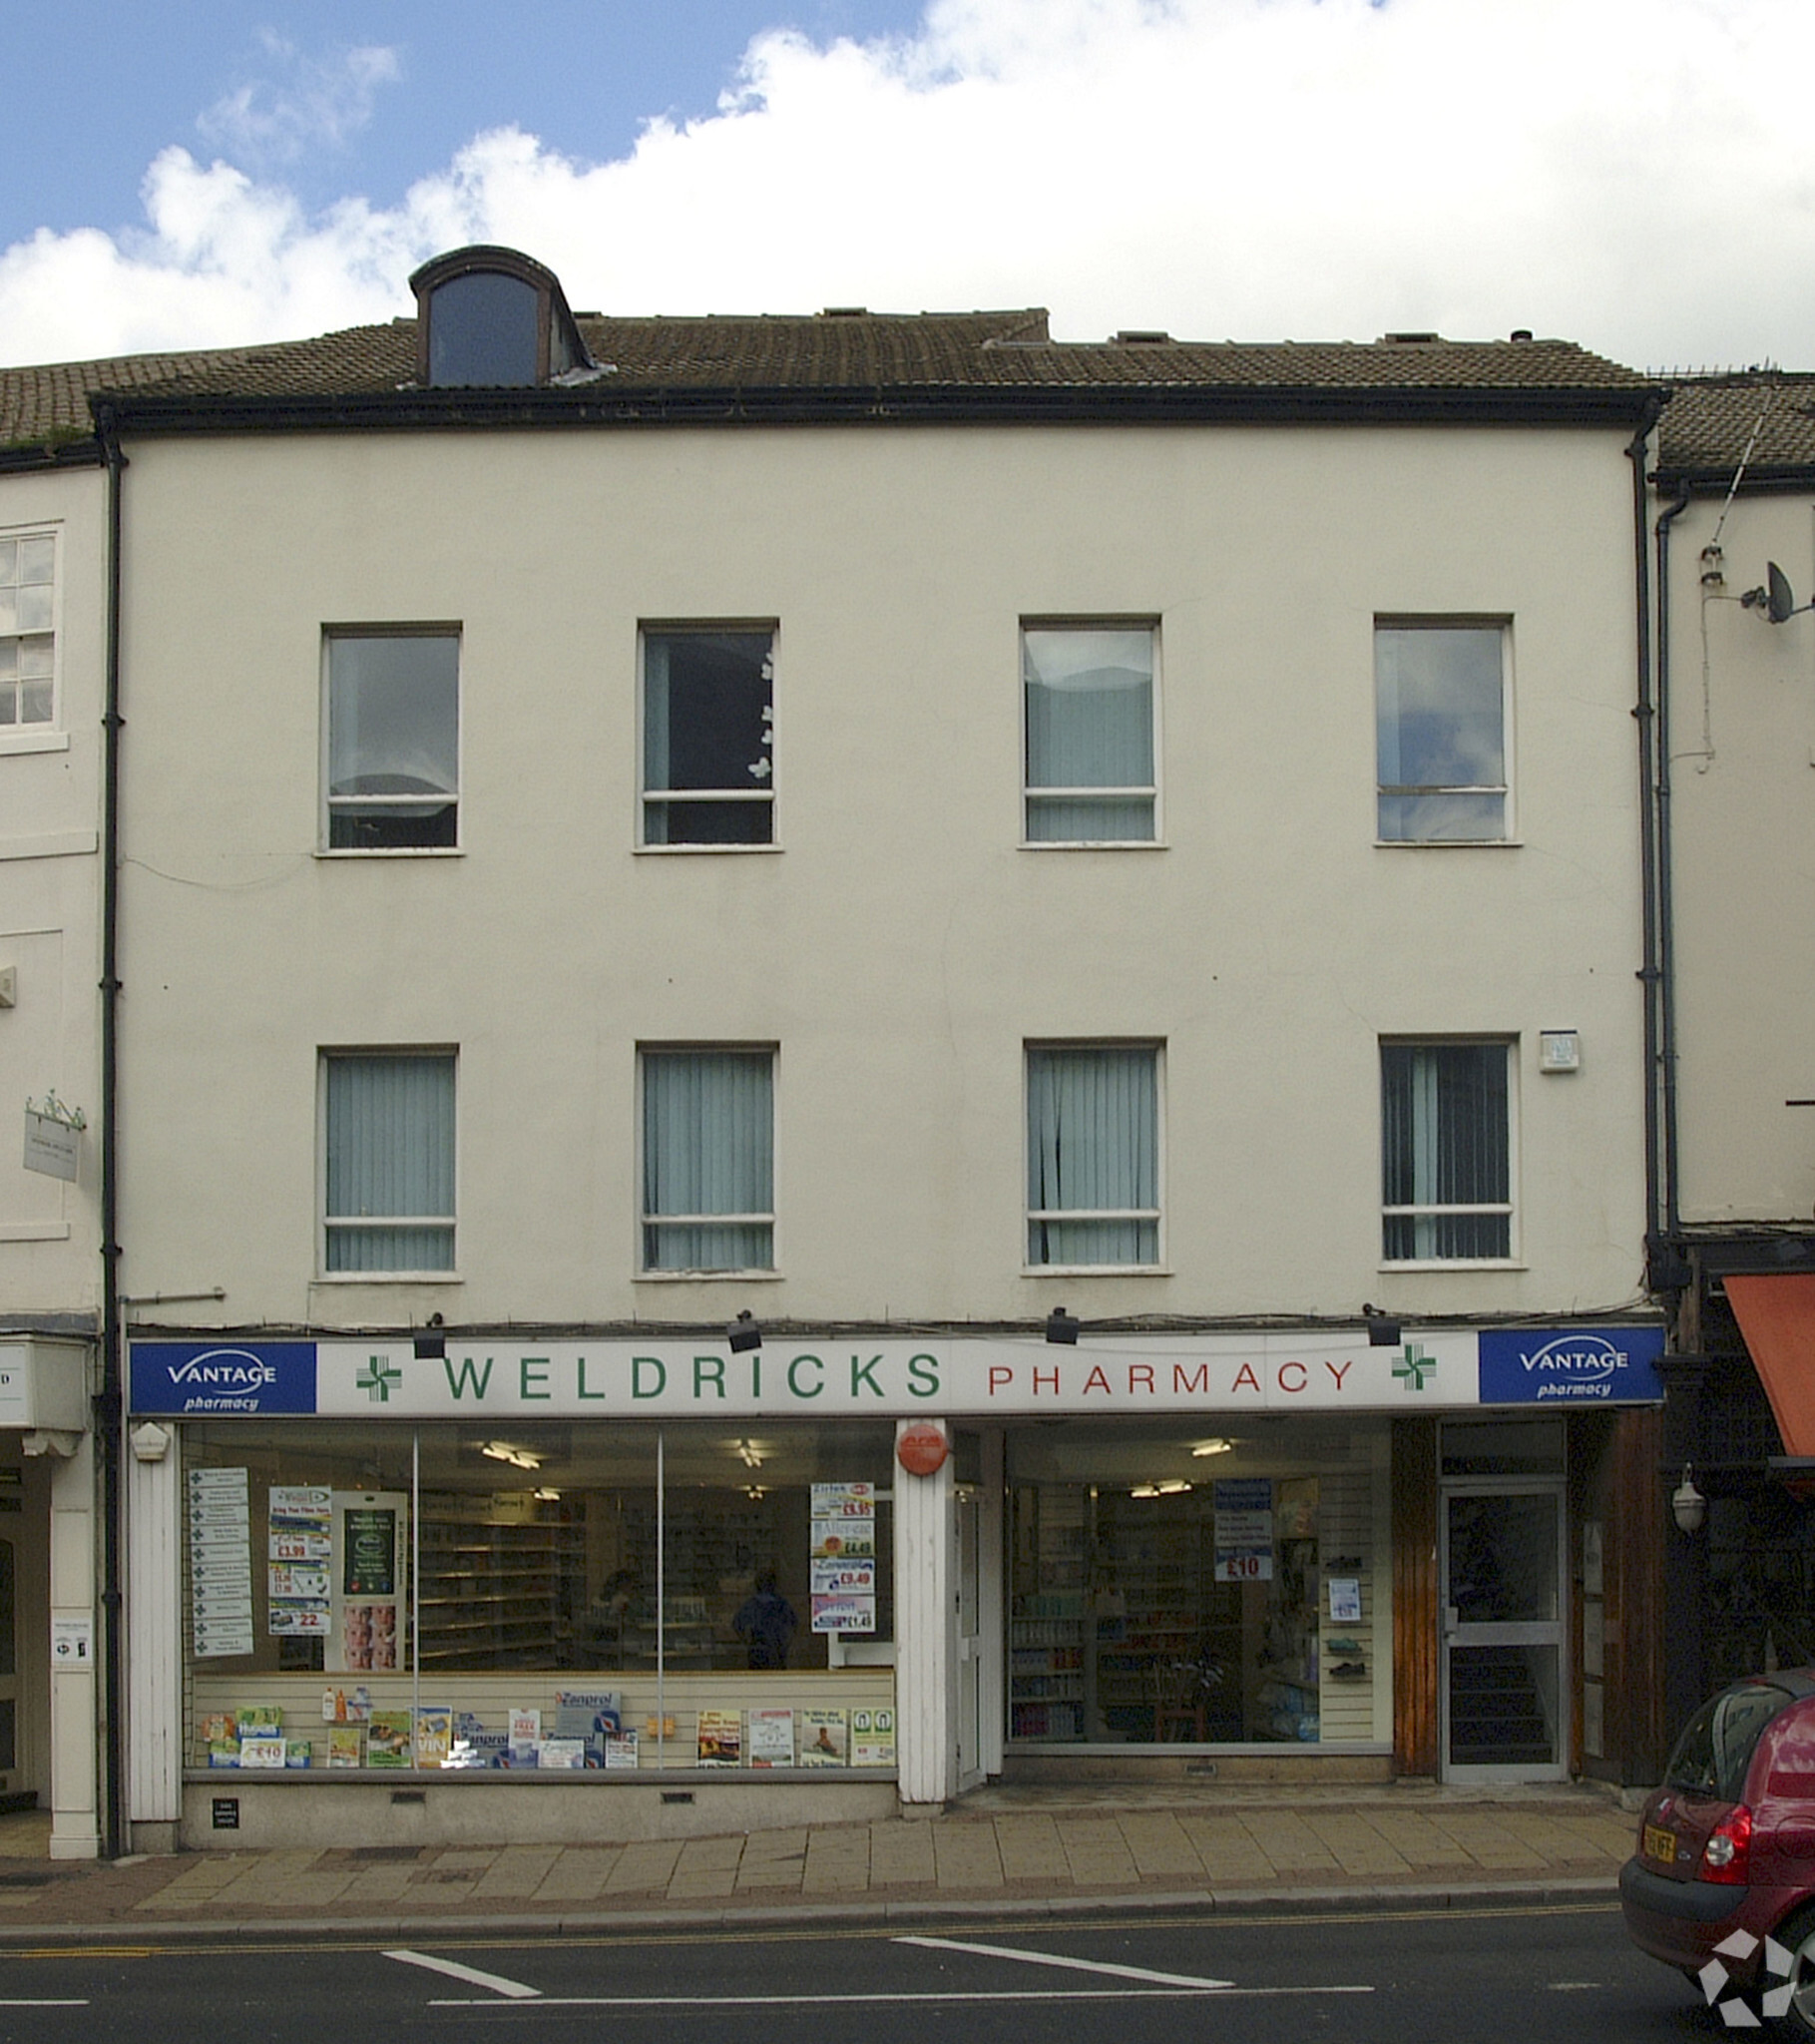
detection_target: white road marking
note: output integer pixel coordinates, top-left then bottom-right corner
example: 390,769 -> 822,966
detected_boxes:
0,2000 -> 88,2007
895,1933 -> 1234,1989
425,1986 -> 1374,2008
384,1947 -> 542,1998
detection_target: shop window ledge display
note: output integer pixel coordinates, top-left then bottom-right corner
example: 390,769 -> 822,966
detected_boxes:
182,1421 -> 899,1780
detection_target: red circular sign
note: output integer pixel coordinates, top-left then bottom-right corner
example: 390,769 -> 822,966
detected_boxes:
896,1423 -> 950,1476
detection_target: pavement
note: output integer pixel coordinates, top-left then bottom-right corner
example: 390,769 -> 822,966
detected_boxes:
0,1780 -> 1640,1945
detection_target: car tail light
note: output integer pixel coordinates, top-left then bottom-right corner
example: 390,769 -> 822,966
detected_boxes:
1701,1805 -> 1753,1884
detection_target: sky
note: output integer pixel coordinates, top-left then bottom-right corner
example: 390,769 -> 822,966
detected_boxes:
2,0 -> 1813,373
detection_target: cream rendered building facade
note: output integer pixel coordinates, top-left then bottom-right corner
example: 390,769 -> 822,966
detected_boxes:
87,254 -> 1667,1846
0,431 -> 108,1858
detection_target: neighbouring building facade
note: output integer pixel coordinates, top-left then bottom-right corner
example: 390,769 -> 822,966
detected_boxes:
1647,374 -> 1815,1737
8,249 -> 1675,1852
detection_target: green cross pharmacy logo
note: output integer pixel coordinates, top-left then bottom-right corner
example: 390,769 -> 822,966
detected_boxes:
356,1355 -> 403,1403
1393,1343 -> 1437,1391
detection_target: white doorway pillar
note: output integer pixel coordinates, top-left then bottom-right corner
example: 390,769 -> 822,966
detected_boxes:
42,1431 -> 98,1859
894,1419 -> 956,1806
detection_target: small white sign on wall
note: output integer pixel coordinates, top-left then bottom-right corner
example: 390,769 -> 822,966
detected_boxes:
51,1613 -> 94,1668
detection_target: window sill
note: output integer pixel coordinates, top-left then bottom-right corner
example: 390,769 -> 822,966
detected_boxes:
0,730 -> 70,757
1022,1265 -> 1171,1278
0,1221 -> 71,1242
1374,837 -> 1521,849
310,1271 -> 464,1284
1019,839 -> 1165,852
1377,1259 -> 1527,1273
635,1269 -> 784,1282
635,843 -> 782,856
314,847 -> 466,860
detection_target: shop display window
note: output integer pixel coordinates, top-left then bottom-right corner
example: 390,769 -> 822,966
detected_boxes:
181,1421 -> 896,1773
1007,1417 -> 1391,1747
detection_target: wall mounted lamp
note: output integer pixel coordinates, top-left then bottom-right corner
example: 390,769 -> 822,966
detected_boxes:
727,1310 -> 762,1353
1362,1304 -> 1402,1347
1045,1306 -> 1080,1346
1672,1463 -> 1707,1536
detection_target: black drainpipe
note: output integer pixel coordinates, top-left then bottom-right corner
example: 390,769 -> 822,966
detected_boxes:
1653,481 -> 1693,1253
1629,403 -> 1667,1274
96,403 -> 127,1859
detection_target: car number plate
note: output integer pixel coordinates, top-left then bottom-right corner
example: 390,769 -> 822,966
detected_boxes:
1643,1821 -> 1677,1864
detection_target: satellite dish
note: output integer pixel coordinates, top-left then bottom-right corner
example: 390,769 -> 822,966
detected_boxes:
1769,561 -> 1796,624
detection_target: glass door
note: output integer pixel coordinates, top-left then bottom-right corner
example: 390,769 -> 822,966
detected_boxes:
1440,1485 -> 1568,1783
955,1486 -> 983,1789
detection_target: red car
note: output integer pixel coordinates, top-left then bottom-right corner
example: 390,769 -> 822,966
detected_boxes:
1622,1672 -> 1815,2031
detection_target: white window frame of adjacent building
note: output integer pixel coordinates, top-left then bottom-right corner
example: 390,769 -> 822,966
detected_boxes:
1375,619 -> 1512,843
1022,622 -> 1159,844
640,626 -> 776,847
640,1047 -> 776,1275
320,1051 -> 458,1277
0,527 -> 59,744
322,627 -> 461,852
1380,1038 -> 1516,1265
1025,1042 -> 1162,1270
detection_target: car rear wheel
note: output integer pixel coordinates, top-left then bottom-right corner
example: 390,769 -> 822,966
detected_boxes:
1772,1909 -> 1815,2037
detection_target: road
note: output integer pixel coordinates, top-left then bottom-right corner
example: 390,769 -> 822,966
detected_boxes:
0,1899 -> 1713,2043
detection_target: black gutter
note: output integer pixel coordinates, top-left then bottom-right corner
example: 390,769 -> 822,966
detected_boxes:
0,440 -> 106,477
93,381 -> 1663,438
1653,481 -> 1693,1263
95,403 -> 127,1860
1652,465 -> 1815,498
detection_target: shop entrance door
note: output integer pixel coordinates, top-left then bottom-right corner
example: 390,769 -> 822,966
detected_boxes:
955,1485 -> 984,1791
1440,1484 -> 1568,1783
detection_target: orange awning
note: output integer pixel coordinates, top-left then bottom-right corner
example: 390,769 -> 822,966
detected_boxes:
1727,1274 -> 1815,1457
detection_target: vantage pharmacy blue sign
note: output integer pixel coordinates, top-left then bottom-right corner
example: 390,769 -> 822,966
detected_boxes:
130,1340 -> 317,1415
1476,1326 -> 1666,1404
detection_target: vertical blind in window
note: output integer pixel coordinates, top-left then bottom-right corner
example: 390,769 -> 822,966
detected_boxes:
1027,1046 -> 1158,1266
643,1051 -> 774,1271
1381,1042 -> 1510,1260
1023,628 -> 1155,841
324,1054 -> 456,1272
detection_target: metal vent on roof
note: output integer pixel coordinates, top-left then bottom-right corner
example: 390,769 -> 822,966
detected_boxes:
1382,331 -> 1442,344
1112,329 -> 1171,344
820,306 -> 868,318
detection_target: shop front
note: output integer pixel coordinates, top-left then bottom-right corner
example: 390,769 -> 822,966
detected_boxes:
0,1336 -> 98,1857
124,1322 -> 1665,1848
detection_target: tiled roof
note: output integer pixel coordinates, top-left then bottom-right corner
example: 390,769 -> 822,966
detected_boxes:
1656,372 -> 1815,483
0,308 -> 1652,451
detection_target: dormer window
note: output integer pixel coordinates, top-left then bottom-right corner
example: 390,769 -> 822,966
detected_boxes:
409,246 -> 593,388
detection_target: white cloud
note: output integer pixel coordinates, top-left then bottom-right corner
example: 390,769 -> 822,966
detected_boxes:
198,35 -> 403,165
3,0 -> 1815,369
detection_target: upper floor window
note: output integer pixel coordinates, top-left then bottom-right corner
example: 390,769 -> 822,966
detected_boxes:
0,532 -> 56,730
1023,624 -> 1156,842
324,630 -> 460,851
322,1051 -> 457,1276
1375,621 -> 1509,842
1026,1043 -> 1160,1268
641,1048 -> 775,1273
1380,1039 -> 1513,1262
410,245 -> 594,389
642,628 -> 775,846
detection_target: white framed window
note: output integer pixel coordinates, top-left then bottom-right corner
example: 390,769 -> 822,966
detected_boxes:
321,1051 -> 456,1275
1026,1043 -> 1160,1268
641,627 -> 775,845
323,629 -> 460,850
0,530 -> 58,732
1023,623 -> 1157,842
641,1048 -> 775,1273
1375,621 -> 1510,842
1380,1039 -> 1514,1263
